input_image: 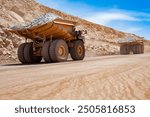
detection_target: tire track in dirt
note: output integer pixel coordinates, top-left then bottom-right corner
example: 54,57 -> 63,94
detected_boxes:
0,54 -> 150,99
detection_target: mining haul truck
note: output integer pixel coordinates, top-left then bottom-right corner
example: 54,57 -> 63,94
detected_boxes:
4,14 -> 86,64
118,38 -> 144,55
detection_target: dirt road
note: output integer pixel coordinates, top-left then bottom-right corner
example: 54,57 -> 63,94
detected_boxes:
0,53 -> 150,100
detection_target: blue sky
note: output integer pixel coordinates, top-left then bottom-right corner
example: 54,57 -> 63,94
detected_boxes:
36,0 -> 150,39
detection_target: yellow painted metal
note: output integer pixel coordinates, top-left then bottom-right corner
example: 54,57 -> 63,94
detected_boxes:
119,40 -> 144,46
4,19 -> 77,41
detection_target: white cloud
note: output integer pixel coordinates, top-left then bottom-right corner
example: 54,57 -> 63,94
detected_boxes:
36,0 -> 150,23
36,0 -> 150,39
84,9 -> 150,39
84,9 -> 150,25
86,11 -> 139,25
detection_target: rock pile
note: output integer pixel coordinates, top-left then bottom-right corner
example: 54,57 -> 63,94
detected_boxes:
10,13 -> 61,30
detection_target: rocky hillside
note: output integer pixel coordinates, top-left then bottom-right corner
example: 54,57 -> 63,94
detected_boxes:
0,0 -> 149,63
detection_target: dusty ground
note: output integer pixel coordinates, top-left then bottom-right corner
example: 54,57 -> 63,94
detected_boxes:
0,53 -> 150,100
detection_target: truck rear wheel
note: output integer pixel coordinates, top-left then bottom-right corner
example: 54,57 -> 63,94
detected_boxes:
18,43 -> 27,64
50,39 -> 69,62
138,44 -> 144,54
133,45 -> 138,54
24,42 -> 42,64
70,40 -> 85,60
42,41 -> 52,63
120,45 -> 130,55
120,46 -> 124,54
141,44 -> 144,53
120,45 -> 126,54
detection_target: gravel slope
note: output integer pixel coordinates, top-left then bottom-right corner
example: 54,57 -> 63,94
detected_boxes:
1,0 -> 149,64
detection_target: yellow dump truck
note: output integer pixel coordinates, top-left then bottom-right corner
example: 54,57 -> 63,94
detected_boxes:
118,38 -> 144,55
4,14 -> 86,64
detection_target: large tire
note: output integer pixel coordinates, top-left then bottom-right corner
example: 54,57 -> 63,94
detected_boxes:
120,45 -> 125,54
132,44 -> 144,54
126,45 -> 131,54
42,41 -> 52,63
24,43 -> 42,64
133,45 -> 136,54
141,44 -> 144,53
137,45 -> 141,54
133,45 -> 138,54
18,43 -> 27,64
129,45 -> 134,54
70,40 -> 85,60
120,45 -> 131,55
139,44 -> 144,54
120,45 -> 124,54
50,39 -> 69,62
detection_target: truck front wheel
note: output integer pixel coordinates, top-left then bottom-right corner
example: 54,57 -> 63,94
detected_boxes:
70,40 -> 85,60
50,39 -> 69,62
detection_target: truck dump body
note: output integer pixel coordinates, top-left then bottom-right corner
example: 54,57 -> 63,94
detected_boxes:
4,19 -> 76,41
117,38 -> 144,54
3,13 -> 86,64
